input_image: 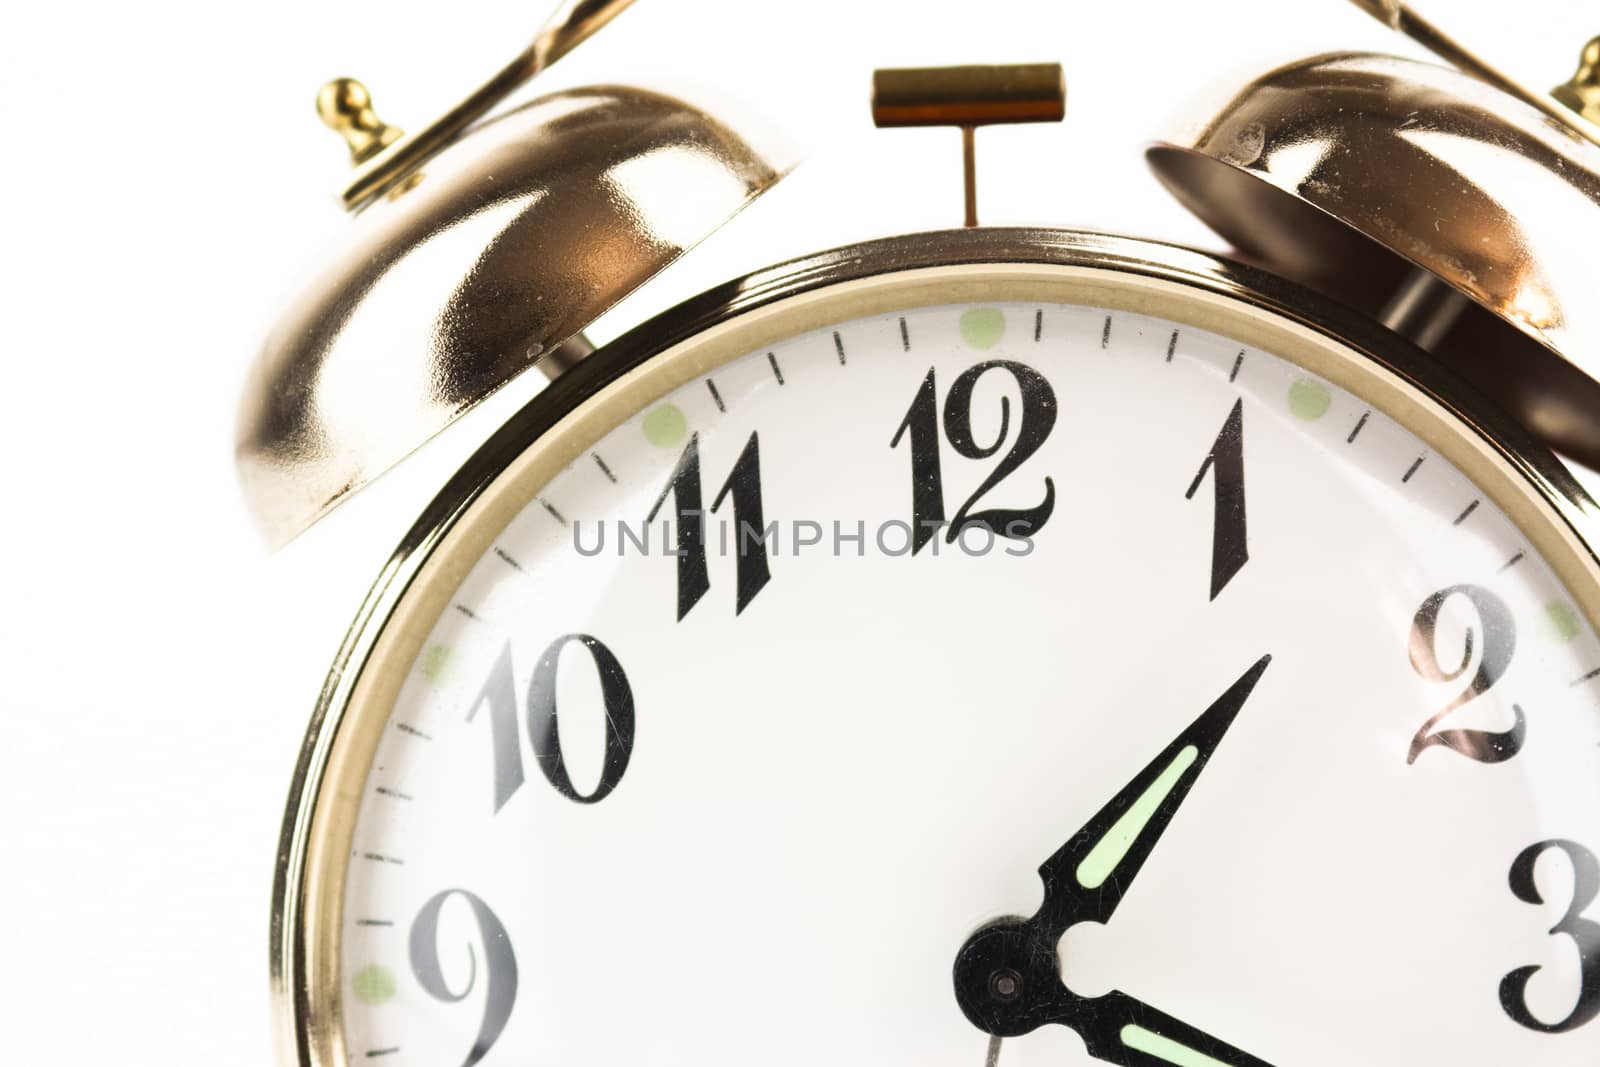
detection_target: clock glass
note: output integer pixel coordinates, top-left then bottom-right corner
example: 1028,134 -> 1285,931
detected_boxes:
287,254 -> 1600,1067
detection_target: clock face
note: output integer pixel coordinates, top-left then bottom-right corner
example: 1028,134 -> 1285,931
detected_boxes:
301,264 -> 1600,1067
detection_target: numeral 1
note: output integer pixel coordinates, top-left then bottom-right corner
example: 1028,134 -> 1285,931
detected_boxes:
1184,398 -> 1248,600
889,369 -> 944,554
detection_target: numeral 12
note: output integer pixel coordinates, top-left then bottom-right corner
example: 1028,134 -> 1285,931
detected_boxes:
890,360 -> 1057,553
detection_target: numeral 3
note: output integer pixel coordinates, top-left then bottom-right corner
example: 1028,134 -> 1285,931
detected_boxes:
1502,840 -> 1600,1033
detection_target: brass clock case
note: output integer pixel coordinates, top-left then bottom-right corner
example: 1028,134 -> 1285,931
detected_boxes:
235,84 -> 785,548
271,228 -> 1600,1067
1148,52 -> 1600,467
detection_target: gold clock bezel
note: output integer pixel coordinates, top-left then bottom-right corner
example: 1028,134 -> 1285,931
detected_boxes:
270,227 -> 1600,1066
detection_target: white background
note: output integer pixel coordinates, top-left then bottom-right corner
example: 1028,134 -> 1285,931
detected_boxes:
0,0 -> 1592,1061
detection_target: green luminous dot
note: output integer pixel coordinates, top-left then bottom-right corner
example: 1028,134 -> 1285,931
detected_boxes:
1545,601 -> 1581,643
642,403 -> 688,448
418,644 -> 452,684
352,964 -> 397,1006
960,307 -> 1006,350
1288,378 -> 1332,420
1121,1024 -> 1230,1067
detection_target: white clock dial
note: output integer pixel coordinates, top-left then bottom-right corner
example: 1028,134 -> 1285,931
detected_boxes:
323,289 -> 1600,1067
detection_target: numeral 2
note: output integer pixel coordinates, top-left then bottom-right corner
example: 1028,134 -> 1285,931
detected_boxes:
646,431 -> 772,619
1184,399 -> 1248,600
1405,583 -> 1525,764
1501,839 -> 1600,1033
467,633 -> 636,813
890,361 -> 1057,553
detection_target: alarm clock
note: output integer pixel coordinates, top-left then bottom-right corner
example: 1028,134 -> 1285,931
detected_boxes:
238,1 -> 1600,1064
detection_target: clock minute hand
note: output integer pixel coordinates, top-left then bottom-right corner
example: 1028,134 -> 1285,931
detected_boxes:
1033,654 -> 1272,936
1064,988 -> 1279,1067
952,956 -> 1281,1066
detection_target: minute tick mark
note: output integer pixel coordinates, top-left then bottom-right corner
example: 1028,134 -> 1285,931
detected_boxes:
540,499 -> 568,526
705,378 -> 726,413
1348,411 -> 1370,443
493,546 -> 523,572
1453,499 -> 1480,526
1166,329 -> 1178,362
1100,314 -> 1112,349
833,330 -> 847,365
1402,456 -> 1425,483
592,452 -> 618,483
900,316 -> 911,351
767,352 -> 785,385
1228,350 -> 1244,382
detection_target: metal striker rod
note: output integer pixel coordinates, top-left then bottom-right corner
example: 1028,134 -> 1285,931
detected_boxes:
1342,0 -> 1600,148
334,0 -> 639,208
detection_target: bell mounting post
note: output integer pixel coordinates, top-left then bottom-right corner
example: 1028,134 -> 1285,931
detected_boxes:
871,64 -> 1065,228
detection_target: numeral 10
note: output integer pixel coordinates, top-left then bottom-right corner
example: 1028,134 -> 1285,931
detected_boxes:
467,633 -> 636,813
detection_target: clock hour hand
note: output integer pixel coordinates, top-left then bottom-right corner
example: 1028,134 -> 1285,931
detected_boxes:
1033,654 -> 1271,936
953,656 -> 1272,1050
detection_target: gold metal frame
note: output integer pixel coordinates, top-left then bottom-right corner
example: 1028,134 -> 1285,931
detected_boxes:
270,227 -> 1600,1066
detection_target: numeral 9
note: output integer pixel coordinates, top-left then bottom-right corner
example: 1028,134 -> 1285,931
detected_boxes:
410,889 -> 519,1067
